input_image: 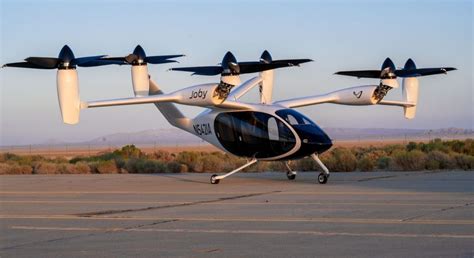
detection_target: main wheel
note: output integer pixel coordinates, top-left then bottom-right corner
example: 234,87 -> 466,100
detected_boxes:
210,174 -> 220,184
286,172 -> 296,180
317,172 -> 328,184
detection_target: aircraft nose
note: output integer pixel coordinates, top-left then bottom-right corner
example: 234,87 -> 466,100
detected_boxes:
294,125 -> 333,154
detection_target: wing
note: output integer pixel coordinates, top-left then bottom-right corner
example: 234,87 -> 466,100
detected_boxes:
274,94 -> 338,108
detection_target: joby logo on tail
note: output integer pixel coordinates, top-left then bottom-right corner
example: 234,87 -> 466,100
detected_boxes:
188,89 -> 208,100
353,91 -> 363,99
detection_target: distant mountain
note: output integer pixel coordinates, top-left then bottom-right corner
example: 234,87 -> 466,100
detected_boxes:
324,127 -> 474,141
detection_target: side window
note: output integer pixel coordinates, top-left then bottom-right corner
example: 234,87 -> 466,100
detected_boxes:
267,117 -> 279,141
287,114 -> 299,125
216,114 -> 235,142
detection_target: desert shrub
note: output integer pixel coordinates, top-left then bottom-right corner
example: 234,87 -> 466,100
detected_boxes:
150,150 -> 174,162
464,139 -> 474,156
392,150 -> 427,171
0,163 -> 33,174
328,148 -> 357,172
1,153 -> 45,166
268,161 -> 286,172
295,158 -> 317,171
95,160 -> 119,174
426,151 -> 455,169
113,144 -> 143,159
250,161 -> 270,172
419,139 -> 450,154
382,144 -> 405,155
125,159 -> 165,173
376,156 -> 391,169
34,162 -> 59,174
176,151 -> 201,171
114,158 -> 126,170
56,162 -> 91,174
166,161 -> 187,173
358,156 -> 375,171
199,154 -> 225,172
73,162 -> 91,174
320,153 -> 338,171
452,154 -> 474,170
406,142 -> 418,151
0,163 -> 9,174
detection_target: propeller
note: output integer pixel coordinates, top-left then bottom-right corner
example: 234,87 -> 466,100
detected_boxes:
2,45 -> 107,69
169,51 -> 312,76
335,57 -> 456,79
94,45 -> 184,66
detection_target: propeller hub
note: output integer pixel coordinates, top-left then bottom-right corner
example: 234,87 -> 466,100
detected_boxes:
58,45 -> 76,69
131,45 -> 147,65
221,51 -> 239,75
260,50 -> 272,64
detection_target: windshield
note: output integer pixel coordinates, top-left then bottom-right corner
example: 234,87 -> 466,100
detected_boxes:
275,109 -> 316,126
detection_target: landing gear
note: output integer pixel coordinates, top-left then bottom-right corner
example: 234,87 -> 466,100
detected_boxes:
317,172 -> 328,184
209,158 -> 258,184
210,174 -> 220,184
311,154 -> 330,184
287,172 -> 296,180
283,161 -> 297,180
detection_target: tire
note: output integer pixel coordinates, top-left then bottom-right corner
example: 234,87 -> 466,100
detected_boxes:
318,172 -> 328,184
286,172 -> 296,180
210,174 -> 220,184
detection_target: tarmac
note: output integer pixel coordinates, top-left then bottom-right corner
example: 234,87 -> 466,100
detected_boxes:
0,171 -> 473,257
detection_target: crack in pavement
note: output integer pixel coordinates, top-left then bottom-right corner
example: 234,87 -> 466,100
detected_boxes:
75,190 -> 282,217
1,219 -> 179,251
402,202 -> 474,222
1,191 -> 282,251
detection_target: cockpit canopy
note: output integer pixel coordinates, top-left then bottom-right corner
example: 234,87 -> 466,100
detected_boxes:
214,109 -> 332,160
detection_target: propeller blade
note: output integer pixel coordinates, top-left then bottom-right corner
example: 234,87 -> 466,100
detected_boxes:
76,59 -> 126,67
271,59 -> 313,66
145,55 -> 184,64
169,66 -> 223,76
2,61 -> 56,69
24,57 -> 60,69
238,62 -> 308,74
396,67 -> 457,77
72,55 -> 107,66
334,70 -> 382,78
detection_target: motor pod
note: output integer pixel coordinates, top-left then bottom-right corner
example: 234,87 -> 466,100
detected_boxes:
259,50 -> 274,104
174,83 -> 223,107
330,85 -> 379,105
131,65 -> 149,97
56,69 -> 80,124
402,77 -> 419,119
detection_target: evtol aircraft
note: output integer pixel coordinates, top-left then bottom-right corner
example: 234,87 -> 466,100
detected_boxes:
2,45 -> 456,184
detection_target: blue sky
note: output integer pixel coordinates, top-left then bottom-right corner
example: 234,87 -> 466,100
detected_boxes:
1,0 -> 472,145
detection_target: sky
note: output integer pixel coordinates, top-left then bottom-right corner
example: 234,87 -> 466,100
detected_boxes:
0,0 -> 472,145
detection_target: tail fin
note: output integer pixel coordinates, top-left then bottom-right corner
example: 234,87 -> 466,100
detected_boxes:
148,78 -> 191,131
402,77 -> 419,119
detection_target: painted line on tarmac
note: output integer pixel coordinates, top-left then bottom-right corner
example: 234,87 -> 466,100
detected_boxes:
10,226 -> 474,239
2,215 -> 474,225
0,191 -> 463,195
0,200 -> 459,207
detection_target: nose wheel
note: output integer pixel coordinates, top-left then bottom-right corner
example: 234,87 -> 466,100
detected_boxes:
317,172 -> 328,184
283,161 -> 297,180
286,172 -> 296,180
312,154 -> 330,184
